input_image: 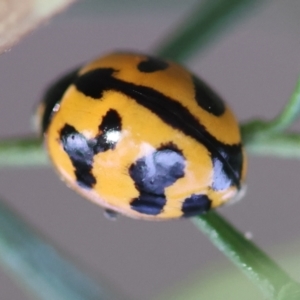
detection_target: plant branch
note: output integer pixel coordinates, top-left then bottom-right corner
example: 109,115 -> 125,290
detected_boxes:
0,137 -> 48,168
242,131 -> 300,159
268,74 -> 300,133
193,212 -> 300,300
0,0 -> 76,55
155,0 -> 261,62
0,198 -> 124,300
241,74 -> 300,144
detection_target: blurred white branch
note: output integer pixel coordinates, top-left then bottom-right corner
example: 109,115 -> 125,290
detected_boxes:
0,0 -> 76,54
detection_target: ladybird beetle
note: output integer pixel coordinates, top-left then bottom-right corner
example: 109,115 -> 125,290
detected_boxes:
35,52 -> 246,220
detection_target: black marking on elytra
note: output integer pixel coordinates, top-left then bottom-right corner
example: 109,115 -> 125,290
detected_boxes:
59,124 -> 96,188
93,109 -> 122,153
192,75 -> 225,116
212,146 -> 243,191
129,144 -> 185,215
42,68 -> 80,133
137,56 -> 169,73
182,194 -> 212,217
74,67 -> 243,190
59,109 -> 122,188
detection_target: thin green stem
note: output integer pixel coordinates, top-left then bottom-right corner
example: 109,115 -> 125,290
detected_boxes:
193,212 -> 300,300
241,75 -> 300,144
0,137 -> 48,167
0,198 -> 124,300
155,0 -> 260,62
263,75 -> 300,134
240,74 -> 300,157
243,131 -> 300,159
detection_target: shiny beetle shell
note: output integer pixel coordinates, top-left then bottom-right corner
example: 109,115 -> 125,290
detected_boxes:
36,52 -> 246,220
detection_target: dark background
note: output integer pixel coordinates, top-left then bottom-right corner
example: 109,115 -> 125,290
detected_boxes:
0,0 -> 300,299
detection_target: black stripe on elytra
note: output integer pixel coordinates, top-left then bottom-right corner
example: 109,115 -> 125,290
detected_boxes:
59,109 -> 122,189
129,143 -> 185,215
192,75 -> 225,116
74,67 -> 243,190
137,56 -> 169,73
181,194 -> 212,217
42,68 -> 80,133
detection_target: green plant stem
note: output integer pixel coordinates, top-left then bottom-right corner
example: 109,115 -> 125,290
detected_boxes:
243,132 -> 300,159
0,137 -> 48,167
155,0 -> 260,62
241,75 -> 300,144
193,212 -> 300,300
0,198 -> 123,300
268,75 -> 300,132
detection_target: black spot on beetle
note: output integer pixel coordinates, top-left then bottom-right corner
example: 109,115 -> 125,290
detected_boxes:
129,144 -> 185,215
182,194 -> 212,217
93,109 -> 122,153
99,109 -> 121,133
59,109 -> 122,188
130,195 -> 167,216
212,145 -> 243,191
75,68 -> 115,99
59,124 -> 96,188
137,56 -> 169,73
74,66 -> 243,190
192,75 -> 225,116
